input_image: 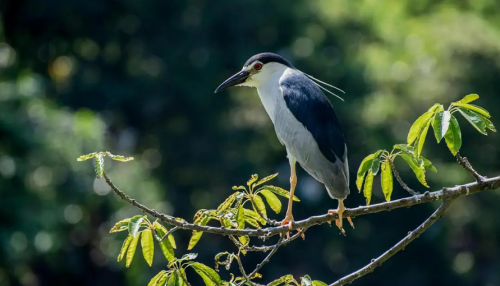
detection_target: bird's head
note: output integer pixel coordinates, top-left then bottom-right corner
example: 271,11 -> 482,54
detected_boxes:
214,52 -> 294,93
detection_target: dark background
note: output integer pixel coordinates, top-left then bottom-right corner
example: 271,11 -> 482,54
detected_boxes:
1,0 -> 500,285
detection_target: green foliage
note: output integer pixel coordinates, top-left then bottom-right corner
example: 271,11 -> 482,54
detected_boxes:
356,94 -> 495,205
76,151 -> 134,179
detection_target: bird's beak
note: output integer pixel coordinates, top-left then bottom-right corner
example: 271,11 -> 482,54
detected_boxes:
214,70 -> 250,93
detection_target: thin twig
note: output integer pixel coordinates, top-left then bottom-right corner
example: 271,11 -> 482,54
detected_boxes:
456,152 -> 485,182
235,254 -> 255,286
329,188 -> 458,286
248,236 -> 285,278
388,159 -> 419,196
103,171 -> 500,237
154,226 -> 179,242
246,230 -> 305,252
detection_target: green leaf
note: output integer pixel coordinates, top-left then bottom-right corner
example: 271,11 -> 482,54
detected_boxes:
371,150 -> 384,175
259,189 -> 282,213
77,152 -> 96,161
178,253 -> 198,262
237,205 -> 245,229
187,216 -> 210,250
128,215 -> 146,237
453,102 -> 490,118
459,94 -> 479,104
178,269 -> 189,286
231,185 -> 246,191
110,218 -> 131,233
457,108 -> 487,135
117,235 -> 132,262
393,144 -> 414,154
247,174 -> 258,187
363,170 -> 374,205
267,275 -> 297,286
478,113 -> 497,132
238,235 -> 249,246
244,216 -> 261,228
105,151 -> 134,162
126,233 -> 141,267
216,193 -> 236,215
415,117 -> 432,157
432,110 -> 451,143
156,272 -> 171,286
148,271 -> 167,286
167,271 -> 179,286
254,173 -> 278,187
407,106 -> 439,145
356,153 -> 375,191
301,275 -> 313,286
421,157 -> 437,173
312,281 -> 328,286
258,185 -> 300,202
154,222 -> 175,262
252,194 -> 267,218
94,153 -> 104,179
244,209 -> 266,225
400,153 -> 428,187
444,115 -> 462,156
189,262 -> 222,286
381,161 -> 393,202
141,229 -> 154,266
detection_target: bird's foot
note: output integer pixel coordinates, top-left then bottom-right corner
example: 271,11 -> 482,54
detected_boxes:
327,209 -> 354,235
280,214 -> 305,239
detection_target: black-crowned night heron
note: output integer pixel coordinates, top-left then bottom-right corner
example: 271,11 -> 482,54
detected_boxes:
215,52 -> 353,233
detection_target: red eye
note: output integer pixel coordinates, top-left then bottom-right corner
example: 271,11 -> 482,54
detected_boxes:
254,63 -> 263,70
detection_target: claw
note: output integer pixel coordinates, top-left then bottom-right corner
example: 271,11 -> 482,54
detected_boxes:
328,200 -> 354,235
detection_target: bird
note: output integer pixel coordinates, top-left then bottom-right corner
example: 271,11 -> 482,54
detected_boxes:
214,52 -> 353,233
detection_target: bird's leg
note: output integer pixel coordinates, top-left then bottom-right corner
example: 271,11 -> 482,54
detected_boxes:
281,156 -> 297,233
328,200 -> 354,235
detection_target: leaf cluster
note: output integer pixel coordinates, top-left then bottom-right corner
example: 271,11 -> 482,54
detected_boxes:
357,94 -> 495,205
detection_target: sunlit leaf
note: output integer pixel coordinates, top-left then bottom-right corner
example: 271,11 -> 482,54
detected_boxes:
459,94 -> 479,104
407,106 -> 439,145
444,115 -> 462,156
244,216 -> 261,228
95,152 -> 104,179
77,152 -> 96,161
247,174 -> 258,187
117,235 -> 132,262
216,194 -> 237,215
244,209 -> 266,225
478,113 -> 497,132
312,281 -> 328,286
356,153 -> 375,192
301,275 -> 313,286
415,117 -> 432,157
141,229 -> 154,266
105,151 -> 134,162
371,150 -> 384,175
238,235 -> 249,246
381,161 -> 393,202
258,186 -> 300,202
363,170 -> 374,205
421,157 -> 437,173
252,194 -> 267,218
126,233 -> 141,267
178,253 -> 198,262
432,110 -> 450,142
267,275 -> 297,286
167,271 -> 179,286
254,173 -> 278,187
148,270 -> 167,286
187,216 -> 210,250
232,185 -> 246,191
128,215 -> 146,237
110,218 -> 131,233
154,221 -> 176,262
457,108 -> 487,135
178,269 -> 189,286
237,205 -> 245,229
156,272 -> 170,286
259,189 -> 282,214
188,262 -> 222,286
400,153 -> 428,187
393,144 -> 414,154
214,251 -> 232,271
453,102 -> 490,118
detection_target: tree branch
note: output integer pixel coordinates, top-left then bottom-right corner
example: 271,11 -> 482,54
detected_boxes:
455,152 -> 485,182
389,158 -> 419,196
329,188 -> 458,286
103,172 -> 500,237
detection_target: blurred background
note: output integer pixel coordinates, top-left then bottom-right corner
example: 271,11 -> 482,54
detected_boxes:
1,0 -> 500,285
